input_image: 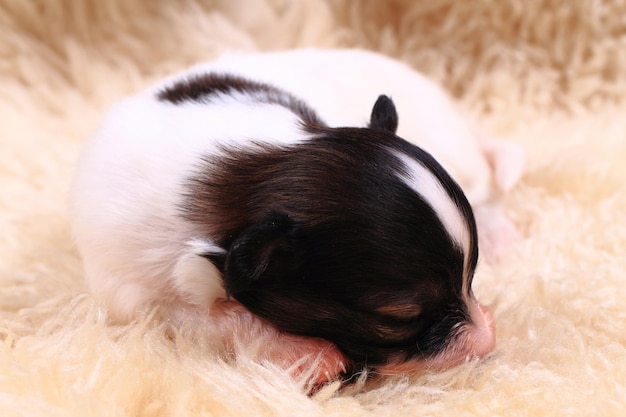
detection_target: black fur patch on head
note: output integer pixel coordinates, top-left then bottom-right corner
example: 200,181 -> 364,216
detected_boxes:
182,125 -> 479,369
156,72 -> 326,127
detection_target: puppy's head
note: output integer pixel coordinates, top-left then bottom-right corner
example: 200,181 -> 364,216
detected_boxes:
187,96 -> 495,375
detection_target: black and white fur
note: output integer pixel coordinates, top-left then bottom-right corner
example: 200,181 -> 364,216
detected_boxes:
71,49 -> 505,373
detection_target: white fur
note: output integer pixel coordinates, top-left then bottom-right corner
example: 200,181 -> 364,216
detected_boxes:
391,150 -> 471,279
72,49 -> 523,321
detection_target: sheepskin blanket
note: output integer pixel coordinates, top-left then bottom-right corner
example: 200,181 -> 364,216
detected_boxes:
1,1 -> 625,415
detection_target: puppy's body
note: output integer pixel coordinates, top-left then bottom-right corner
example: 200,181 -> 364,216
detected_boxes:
165,49 -> 523,259
71,49 -> 514,382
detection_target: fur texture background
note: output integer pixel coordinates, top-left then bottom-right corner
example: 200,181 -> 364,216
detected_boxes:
1,0 -> 625,415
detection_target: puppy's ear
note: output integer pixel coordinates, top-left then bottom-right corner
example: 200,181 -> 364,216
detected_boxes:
222,212 -> 303,296
369,95 -> 399,133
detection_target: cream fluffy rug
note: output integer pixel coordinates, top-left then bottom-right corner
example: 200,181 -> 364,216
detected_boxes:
1,1 -> 625,415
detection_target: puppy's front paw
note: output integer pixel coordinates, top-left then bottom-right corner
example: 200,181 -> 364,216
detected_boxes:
267,333 -> 348,386
209,299 -> 348,386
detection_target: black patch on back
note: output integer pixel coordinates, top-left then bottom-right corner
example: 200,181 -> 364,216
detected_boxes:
156,72 -> 326,127
181,125 -> 479,369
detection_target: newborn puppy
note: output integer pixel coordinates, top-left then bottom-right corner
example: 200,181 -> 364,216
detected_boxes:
71,49 -> 507,384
